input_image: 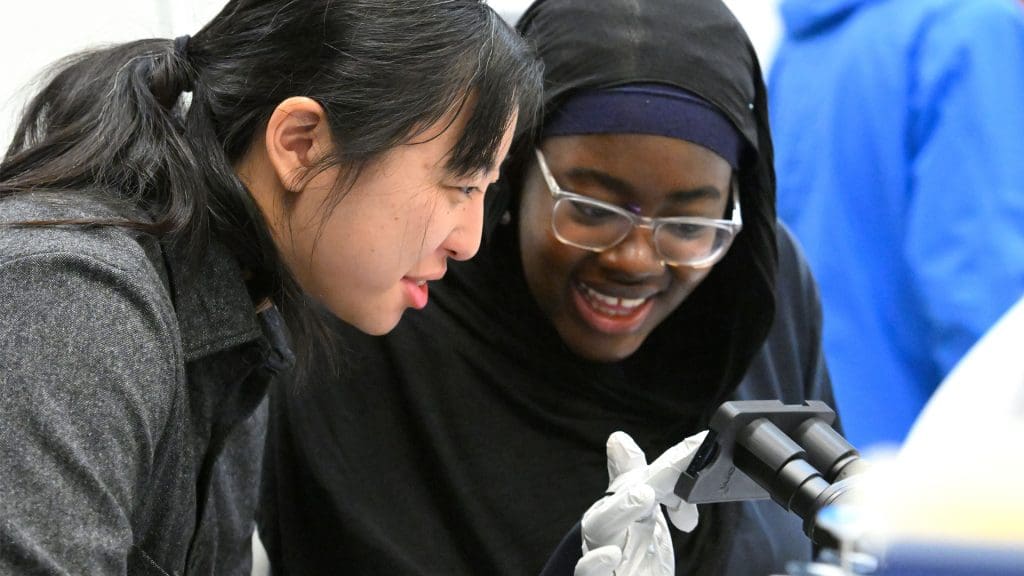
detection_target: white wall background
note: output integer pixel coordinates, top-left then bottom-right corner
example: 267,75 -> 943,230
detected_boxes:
0,0 -> 224,154
0,0 -> 780,156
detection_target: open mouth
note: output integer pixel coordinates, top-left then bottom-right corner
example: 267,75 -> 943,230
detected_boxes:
401,278 -> 430,310
572,281 -> 656,334
578,283 -> 650,316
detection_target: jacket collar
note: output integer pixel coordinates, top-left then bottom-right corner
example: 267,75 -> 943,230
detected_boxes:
163,239 -> 266,363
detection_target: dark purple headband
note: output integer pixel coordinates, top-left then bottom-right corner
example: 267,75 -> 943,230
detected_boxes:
542,83 -> 744,169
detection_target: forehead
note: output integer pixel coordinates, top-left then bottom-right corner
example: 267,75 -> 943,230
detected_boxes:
540,133 -> 733,195
402,96 -> 512,180
401,103 -> 473,167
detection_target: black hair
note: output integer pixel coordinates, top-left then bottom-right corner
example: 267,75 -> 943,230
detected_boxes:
0,0 -> 543,378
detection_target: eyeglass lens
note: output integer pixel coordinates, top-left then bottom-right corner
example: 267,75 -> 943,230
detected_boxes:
552,197 -> 730,265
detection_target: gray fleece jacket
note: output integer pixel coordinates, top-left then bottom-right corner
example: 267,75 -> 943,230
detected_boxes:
0,195 -> 292,575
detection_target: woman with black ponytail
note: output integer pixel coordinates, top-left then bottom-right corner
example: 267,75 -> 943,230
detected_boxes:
0,1 -> 541,574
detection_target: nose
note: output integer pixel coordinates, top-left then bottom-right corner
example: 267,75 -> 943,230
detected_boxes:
597,226 -> 665,278
442,193 -> 485,261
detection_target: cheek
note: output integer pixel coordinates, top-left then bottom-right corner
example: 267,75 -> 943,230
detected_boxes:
670,266 -> 713,298
536,235 -> 580,279
519,196 -> 558,272
274,205 -> 335,292
519,208 -> 584,311
344,188 -> 440,263
429,195 -> 459,235
295,198 -> 400,295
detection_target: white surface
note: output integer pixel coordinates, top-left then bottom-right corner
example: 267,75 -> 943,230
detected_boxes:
857,296 -> 1024,544
903,297 -> 1024,453
0,0 -> 221,154
252,530 -> 270,576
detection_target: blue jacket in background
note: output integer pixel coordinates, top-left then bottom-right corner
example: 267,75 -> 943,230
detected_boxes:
769,0 -> 1024,449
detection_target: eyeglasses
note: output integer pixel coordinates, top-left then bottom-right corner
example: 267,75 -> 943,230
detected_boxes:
534,148 -> 743,268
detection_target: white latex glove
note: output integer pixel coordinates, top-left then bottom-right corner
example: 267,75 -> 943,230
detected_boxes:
574,430 -> 709,576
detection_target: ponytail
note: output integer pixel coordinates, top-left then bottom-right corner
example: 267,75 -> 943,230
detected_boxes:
1,38 -> 215,263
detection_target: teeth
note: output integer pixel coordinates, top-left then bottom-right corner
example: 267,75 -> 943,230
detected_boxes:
579,283 -> 649,314
416,280 -> 427,286
619,295 -> 646,308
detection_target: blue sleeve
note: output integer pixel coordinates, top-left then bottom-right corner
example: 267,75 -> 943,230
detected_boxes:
904,1 -> 1024,375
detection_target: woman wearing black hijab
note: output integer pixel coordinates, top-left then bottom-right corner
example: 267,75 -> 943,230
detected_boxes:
259,0 -> 836,574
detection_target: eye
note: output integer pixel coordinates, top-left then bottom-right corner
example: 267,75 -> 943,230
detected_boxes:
662,222 -> 713,241
447,183 -> 484,198
568,199 -> 619,222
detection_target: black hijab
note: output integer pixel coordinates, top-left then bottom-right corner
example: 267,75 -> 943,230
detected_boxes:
454,1 -> 784,569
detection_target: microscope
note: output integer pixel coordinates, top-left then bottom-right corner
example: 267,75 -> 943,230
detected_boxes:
673,400 -> 873,573
674,400 -> 867,549
673,400 -> 1024,575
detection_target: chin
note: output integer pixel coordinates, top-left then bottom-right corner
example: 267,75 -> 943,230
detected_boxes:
358,314 -> 402,336
563,332 -> 645,363
326,304 -> 402,336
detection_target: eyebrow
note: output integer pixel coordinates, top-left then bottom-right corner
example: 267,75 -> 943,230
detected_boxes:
443,153 -> 509,180
564,167 -> 723,203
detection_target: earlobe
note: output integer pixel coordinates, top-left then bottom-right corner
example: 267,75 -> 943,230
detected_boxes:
265,96 -> 333,193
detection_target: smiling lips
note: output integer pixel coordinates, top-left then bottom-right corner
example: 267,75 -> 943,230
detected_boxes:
578,283 -> 648,314
401,269 -> 446,310
573,281 -> 656,334
401,277 -> 431,309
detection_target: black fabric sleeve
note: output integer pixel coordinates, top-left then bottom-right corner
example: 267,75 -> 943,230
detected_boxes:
775,222 -> 838,423
538,522 -> 583,576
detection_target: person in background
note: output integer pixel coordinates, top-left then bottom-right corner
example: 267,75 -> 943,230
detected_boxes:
0,1 -> 542,574
769,0 -> 1024,449
259,0 -> 837,574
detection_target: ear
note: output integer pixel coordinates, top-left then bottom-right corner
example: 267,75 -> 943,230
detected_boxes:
264,96 -> 334,193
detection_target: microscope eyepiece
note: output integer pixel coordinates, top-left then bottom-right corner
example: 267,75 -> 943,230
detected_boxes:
674,400 -> 868,548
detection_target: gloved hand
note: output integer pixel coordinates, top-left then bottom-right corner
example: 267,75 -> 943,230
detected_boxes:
575,430 -> 708,576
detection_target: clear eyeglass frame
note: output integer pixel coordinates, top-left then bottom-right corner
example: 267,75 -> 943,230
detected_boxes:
533,148 -> 743,268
